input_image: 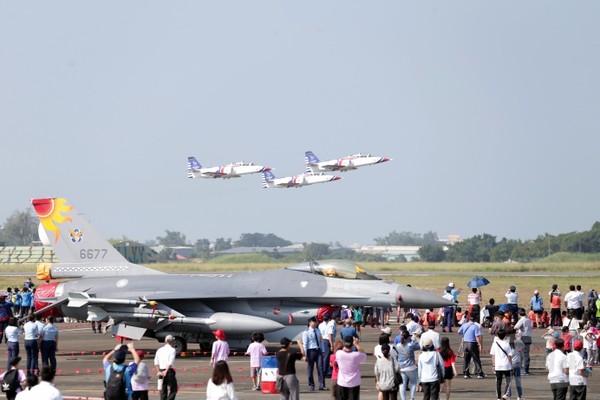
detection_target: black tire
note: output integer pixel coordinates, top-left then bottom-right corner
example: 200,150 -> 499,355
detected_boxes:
172,336 -> 187,355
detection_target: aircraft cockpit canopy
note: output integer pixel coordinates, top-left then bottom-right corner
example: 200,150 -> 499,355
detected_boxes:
287,259 -> 379,280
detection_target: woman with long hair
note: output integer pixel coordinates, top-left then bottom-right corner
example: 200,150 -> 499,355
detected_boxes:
374,343 -> 401,400
396,330 -> 420,400
206,360 -> 238,400
439,337 -> 457,400
329,340 -> 344,400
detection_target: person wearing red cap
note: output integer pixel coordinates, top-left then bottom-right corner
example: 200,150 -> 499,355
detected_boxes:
568,339 -> 590,396
567,340 -> 590,400
210,329 -> 230,367
130,349 -> 151,400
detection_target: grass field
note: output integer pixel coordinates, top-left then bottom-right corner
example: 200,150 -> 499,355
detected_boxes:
2,260 -> 598,310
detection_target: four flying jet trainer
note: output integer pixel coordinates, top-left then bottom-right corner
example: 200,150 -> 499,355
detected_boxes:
31,198 -> 450,353
187,156 -> 271,179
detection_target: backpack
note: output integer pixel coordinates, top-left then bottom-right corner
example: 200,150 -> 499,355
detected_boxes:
105,364 -> 127,400
1,369 -> 19,393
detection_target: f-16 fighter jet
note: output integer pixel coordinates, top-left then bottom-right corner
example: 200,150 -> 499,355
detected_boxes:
31,197 -> 450,353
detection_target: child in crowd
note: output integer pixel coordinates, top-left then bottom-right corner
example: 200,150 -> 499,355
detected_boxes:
560,326 -> 573,353
583,328 -> 597,366
210,329 -> 230,367
455,307 -> 465,326
542,327 -> 556,355
245,332 -> 267,391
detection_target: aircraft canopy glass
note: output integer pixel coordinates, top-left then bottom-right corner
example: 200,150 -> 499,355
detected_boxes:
286,259 -> 379,280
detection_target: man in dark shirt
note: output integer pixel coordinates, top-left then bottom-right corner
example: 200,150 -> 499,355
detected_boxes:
277,337 -> 302,400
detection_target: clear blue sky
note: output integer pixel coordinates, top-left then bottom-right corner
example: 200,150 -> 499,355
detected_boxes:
1,2 -> 599,245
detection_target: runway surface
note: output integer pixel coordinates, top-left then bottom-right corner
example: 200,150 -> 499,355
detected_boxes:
7,321 -> 598,400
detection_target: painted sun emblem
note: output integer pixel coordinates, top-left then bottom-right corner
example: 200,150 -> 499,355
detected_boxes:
31,198 -> 73,243
69,228 -> 84,243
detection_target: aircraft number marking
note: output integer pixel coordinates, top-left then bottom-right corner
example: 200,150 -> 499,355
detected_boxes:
79,249 -> 108,259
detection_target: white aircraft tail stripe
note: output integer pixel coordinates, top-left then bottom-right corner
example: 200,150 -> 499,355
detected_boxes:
187,156 -> 202,178
304,151 -> 320,174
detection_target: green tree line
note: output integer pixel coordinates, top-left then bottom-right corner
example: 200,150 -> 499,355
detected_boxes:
418,222 -> 600,262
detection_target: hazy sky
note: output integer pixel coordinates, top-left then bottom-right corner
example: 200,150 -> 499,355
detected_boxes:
1,2 -> 599,246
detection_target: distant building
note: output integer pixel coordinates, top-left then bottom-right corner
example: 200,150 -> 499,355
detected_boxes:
217,244 -> 304,255
350,245 -> 421,261
438,235 -> 462,245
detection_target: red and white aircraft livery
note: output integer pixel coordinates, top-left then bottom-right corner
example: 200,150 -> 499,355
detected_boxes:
261,170 -> 341,189
187,156 -> 271,179
304,151 -> 391,173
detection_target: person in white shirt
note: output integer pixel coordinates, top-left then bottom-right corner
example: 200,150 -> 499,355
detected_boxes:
562,311 -> 580,340
564,285 -> 581,319
22,315 -> 39,376
490,329 -> 513,400
467,288 -> 482,322
582,328 -> 598,366
505,286 -> 519,324
419,322 -> 441,350
567,340 -> 589,400
206,360 -> 238,400
5,317 -> 21,371
27,366 -> 63,400
404,314 -> 421,336
418,337 -> 444,400
154,335 -> 177,400
546,338 -> 569,400
318,313 -> 335,378
575,285 -> 585,319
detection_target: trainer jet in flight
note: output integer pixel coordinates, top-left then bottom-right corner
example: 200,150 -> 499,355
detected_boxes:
187,156 -> 271,179
31,198 -> 450,353
261,170 -> 341,189
304,151 -> 391,173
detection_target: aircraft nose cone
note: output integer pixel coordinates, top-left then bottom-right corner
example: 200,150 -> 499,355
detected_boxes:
396,285 -> 453,309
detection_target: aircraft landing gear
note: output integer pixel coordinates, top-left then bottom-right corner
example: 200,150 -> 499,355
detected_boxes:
171,336 -> 187,355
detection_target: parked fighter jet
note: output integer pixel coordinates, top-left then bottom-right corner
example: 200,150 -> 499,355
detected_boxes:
304,151 -> 391,173
187,156 -> 271,179
261,170 -> 341,189
31,198 -> 450,353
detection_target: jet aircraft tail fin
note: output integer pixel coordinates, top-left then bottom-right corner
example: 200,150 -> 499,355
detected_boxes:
261,170 -> 276,188
187,157 -> 202,178
31,198 -> 163,279
304,151 -> 320,173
